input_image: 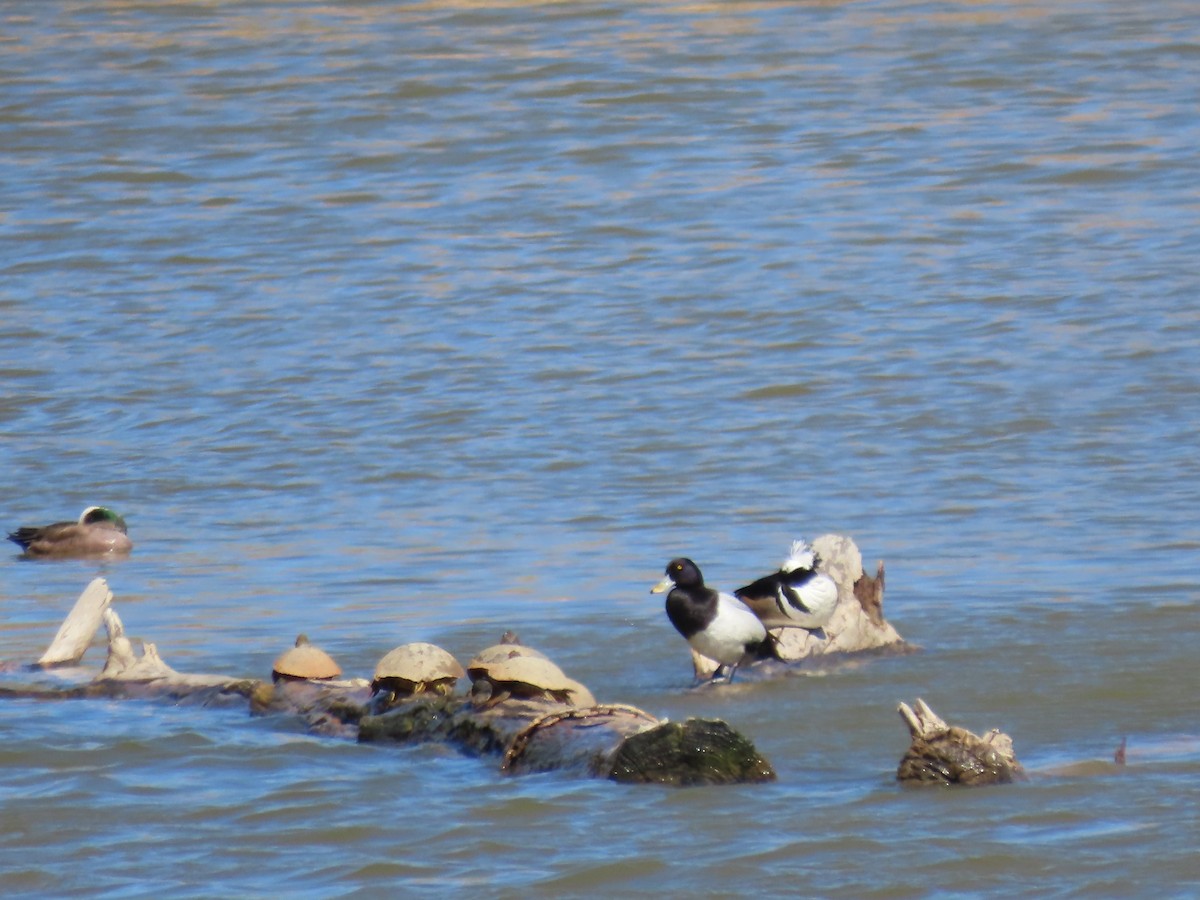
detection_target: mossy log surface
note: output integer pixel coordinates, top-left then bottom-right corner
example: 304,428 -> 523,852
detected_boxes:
1,583 -> 776,786
897,698 -> 1025,786
360,696 -> 775,785
608,718 -> 777,786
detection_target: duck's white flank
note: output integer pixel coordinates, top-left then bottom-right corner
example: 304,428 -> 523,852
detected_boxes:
689,592 -> 766,664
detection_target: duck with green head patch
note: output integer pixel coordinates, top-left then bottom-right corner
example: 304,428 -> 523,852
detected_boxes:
7,506 -> 132,559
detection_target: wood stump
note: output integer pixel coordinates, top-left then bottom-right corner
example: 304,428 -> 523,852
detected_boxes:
897,698 -> 1024,786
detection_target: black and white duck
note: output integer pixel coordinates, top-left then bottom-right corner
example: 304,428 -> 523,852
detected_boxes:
652,557 -> 768,683
734,538 -> 838,636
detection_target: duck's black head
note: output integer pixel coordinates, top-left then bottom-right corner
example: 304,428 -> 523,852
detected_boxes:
663,557 -> 704,589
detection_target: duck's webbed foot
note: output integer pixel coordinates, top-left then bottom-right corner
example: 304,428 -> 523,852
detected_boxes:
711,663 -> 739,684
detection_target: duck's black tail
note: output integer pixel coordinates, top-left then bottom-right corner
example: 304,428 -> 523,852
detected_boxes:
752,631 -> 781,662
7,529 -> 35,551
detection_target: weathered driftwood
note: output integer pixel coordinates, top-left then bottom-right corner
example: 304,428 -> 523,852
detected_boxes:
2,601 -> 256,705
3,586 -> 776,786
98,608 -> 259,704
689,534 -> 908,681
897,698 -> 1024,786
37,578 -> 112,667
502,704 -> 662,776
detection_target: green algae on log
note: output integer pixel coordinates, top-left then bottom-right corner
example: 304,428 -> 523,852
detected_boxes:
608,718 -> 777,786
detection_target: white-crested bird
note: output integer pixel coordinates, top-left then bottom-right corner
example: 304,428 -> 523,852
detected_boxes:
734,539 -> 838,636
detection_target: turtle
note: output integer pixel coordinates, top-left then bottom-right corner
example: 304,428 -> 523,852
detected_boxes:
271,634 -> 342,683
466,640 -> 549,677
371,642 -> 465,699
467,651 -> 595,709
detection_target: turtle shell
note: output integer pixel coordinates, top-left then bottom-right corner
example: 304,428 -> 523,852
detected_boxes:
371,642 -> 464,697
272,635 -> 342,682
471,653 -> 595,707
466,642 -> 549,681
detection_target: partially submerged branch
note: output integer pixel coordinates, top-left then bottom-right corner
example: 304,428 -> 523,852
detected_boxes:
897,698 -> 1024,786
6,584 -> 777,786
98,607 -> 258,698
359,693 -> 776,786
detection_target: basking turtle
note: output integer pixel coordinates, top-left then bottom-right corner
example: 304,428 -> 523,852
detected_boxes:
271,634 -> 342,683
371,642 -> 465,699
468,651 -> 595,709
467,640 -> 549,676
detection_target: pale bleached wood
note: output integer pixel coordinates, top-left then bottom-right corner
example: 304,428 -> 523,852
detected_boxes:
898,697 -> 946,738
37,578 -> 112,667
99,607 -> 250,689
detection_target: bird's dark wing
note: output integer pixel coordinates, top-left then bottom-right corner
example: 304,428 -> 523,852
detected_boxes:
734,572 -> 781,602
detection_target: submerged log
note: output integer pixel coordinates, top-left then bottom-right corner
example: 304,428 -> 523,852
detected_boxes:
690,534 -> 908,681
250,678 -> 371,739
360,696 -> 654,769
897,698 -> 1024,786
502,704 -> 662,776
3,585 -> 777,786
360,694 -> 775,786
359,694 -> 611,760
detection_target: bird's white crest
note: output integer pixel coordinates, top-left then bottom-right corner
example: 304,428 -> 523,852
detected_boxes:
781,538 -> 816,572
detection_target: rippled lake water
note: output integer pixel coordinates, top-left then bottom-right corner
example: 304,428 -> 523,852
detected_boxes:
2,1 -> 1198,896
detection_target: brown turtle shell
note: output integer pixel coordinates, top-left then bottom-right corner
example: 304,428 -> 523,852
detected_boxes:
271,635 -> 342,682
466,642 -> 549,680
470,653 -> 595,707
371,642 -> 465,696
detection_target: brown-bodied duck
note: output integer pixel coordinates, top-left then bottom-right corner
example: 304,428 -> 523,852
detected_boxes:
7,506 -> 132,559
